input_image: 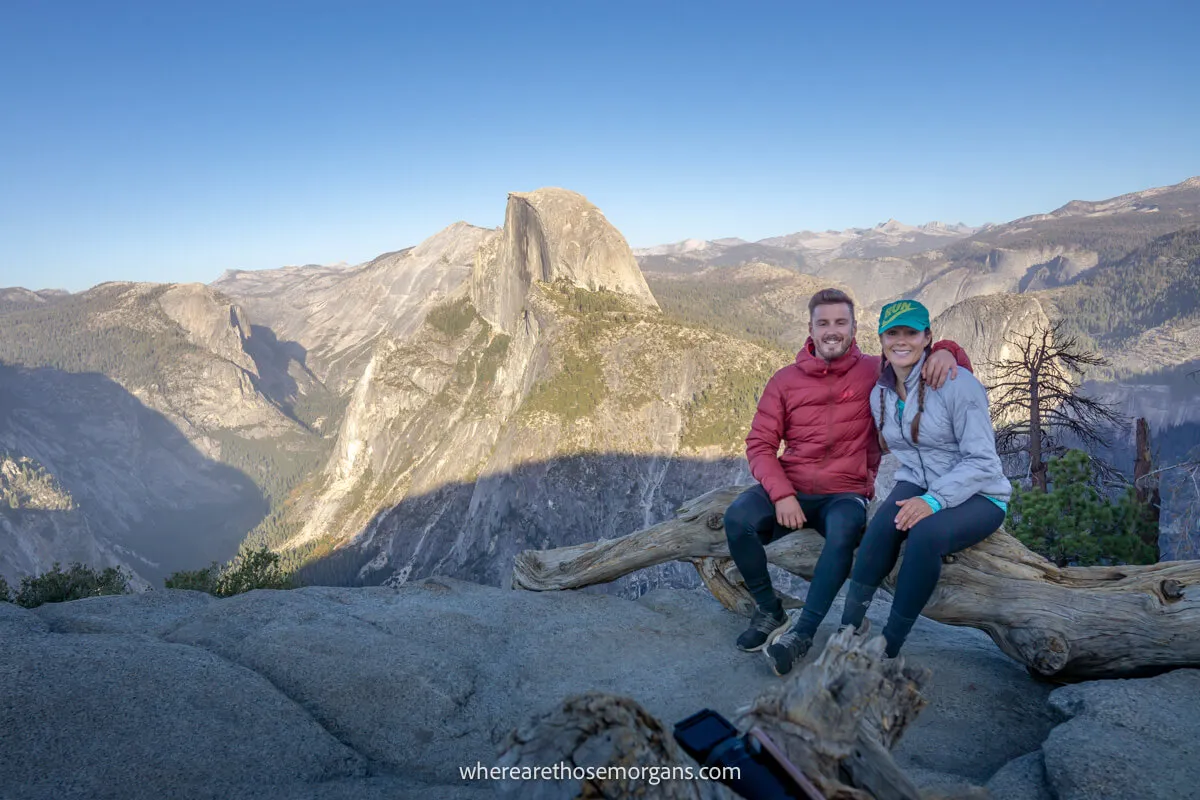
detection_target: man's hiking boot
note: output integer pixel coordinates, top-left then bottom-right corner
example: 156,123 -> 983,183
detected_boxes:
764,626 -> 813,676
736,605 -> 790,652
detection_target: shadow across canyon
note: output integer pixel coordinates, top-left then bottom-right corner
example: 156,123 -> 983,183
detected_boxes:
0,362 -> 267,585
293,450 -> 784,597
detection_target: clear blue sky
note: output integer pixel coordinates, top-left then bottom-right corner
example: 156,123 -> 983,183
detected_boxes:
3,0 -> 1198,292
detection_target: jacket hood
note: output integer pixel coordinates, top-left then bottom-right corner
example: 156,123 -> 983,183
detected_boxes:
797,337 -> 864,377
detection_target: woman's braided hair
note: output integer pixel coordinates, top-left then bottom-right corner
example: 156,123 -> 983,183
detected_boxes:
876,388 -> 890,454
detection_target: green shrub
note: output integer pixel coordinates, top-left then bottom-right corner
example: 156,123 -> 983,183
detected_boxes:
566,285 -> 636,314
0,574 -> 11,602
681,361 -> 781,450
425,297 -> 478,338
13,562 -> 132,608
1007,449 -> 1158,566
521,348 -> 607,421
165,544 -> 293,597
216,545 -> 293,595
163,563 -> 223,594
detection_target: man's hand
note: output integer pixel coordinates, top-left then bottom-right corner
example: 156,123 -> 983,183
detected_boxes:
895,497 -> 934,531
922,348 -> 959,389
775,496 -> 807,530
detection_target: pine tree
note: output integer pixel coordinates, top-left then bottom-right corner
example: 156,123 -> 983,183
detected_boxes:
1007,450 -> 1157,566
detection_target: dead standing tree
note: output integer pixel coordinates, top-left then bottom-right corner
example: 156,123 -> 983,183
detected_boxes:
987,319 -> 1125,491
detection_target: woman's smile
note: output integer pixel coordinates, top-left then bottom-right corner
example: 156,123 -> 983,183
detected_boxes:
883,327 -> 930,367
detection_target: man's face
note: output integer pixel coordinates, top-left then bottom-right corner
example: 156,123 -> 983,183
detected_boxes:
809,303 -> 856,361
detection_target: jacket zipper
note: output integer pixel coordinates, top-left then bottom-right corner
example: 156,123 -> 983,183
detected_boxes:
894,386 -> 930,490
821,374 -> 835,494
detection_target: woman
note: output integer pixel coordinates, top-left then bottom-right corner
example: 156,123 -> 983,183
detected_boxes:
839,299 -> 1010,657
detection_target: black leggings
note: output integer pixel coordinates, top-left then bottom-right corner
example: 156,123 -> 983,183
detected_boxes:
724,483 -> 867,626
842,481 -> 1004,652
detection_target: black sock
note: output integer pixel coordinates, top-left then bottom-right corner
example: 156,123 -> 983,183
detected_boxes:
840,580 -> 877,629
791,606 -> 823,639
883,612 -> 918,658
758,596 -> 783,617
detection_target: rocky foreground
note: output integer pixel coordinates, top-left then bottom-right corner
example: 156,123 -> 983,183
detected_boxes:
2,579 -> 1197,799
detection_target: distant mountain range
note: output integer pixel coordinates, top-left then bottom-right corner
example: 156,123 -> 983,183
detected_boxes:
634,218 -> 980,272
2,177 -> 1199,587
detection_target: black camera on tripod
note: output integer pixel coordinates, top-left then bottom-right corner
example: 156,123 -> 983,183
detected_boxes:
673,708 -> 825,800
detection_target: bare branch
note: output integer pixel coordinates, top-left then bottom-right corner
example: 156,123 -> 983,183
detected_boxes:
984,318 -> 1121,486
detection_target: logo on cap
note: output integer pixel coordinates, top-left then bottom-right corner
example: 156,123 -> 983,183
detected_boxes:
881,300 -> 916,327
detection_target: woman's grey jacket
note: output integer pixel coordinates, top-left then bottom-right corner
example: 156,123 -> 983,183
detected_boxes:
870,351 -> 1011,509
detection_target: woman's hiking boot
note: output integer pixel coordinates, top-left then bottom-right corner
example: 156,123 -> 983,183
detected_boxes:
764,624 -> 813,676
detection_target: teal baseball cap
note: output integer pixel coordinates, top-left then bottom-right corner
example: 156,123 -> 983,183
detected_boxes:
878,299 -> 931,334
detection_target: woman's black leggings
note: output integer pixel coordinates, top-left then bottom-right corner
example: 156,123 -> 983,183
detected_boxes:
842,481 -> 1005,653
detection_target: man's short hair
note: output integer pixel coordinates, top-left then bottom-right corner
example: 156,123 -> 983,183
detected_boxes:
808,288 -> 855,319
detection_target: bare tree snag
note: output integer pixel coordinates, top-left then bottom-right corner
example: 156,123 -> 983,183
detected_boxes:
495,627 -> 978,799
495,692 -> 734,799
735,625 -> 932,800
511,485 -> 1200,681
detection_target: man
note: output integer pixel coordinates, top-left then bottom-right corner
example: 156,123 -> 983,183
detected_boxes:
724,289 -> 972,676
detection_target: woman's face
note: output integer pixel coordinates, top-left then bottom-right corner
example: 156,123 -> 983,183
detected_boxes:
882,326 -> 932,369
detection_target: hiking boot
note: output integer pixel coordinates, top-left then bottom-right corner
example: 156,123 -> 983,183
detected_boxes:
736,605 -> 790,652
764,625 -> 813,676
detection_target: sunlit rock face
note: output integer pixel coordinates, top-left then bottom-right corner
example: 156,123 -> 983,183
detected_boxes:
472,188 -> 658,335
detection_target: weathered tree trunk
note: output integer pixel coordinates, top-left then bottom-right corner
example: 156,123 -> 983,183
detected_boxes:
1029,364 -> 1046,492
495,626 -> 980,799
511,485 -> 1200,681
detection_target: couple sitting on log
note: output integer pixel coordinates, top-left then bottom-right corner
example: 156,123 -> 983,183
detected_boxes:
730,289 -> 1008,675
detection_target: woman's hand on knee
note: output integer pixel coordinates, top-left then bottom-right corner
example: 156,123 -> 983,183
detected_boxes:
894,497 -> 934,531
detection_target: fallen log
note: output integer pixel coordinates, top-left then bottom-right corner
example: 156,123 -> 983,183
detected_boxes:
495,626 -> 977,799
511,485 -> 1200,681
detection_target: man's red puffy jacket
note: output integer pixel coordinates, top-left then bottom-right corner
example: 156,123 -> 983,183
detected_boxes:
745,338 -> 972,501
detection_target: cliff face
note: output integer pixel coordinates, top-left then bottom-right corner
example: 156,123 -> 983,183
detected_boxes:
932,293 -> 1052,388
277,189 -> 775,592
156,283 -> 256,374
283,281 -> 774,592
472,189 -> 658,334
1,454 -> 73,511
912,245 -> 1099,317
214,222 -> 498,391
